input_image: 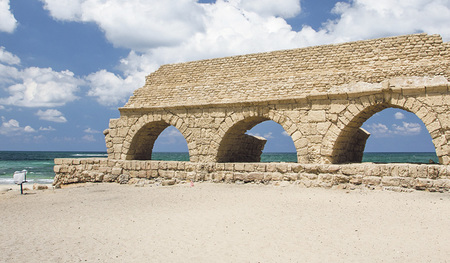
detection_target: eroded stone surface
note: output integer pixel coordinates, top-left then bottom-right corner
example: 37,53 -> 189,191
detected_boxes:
55,34 -> 450,189
53,159 -> 450,192
104,34 -> 450,164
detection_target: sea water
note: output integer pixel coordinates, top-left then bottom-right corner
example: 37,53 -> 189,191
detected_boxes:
0,151 -> 439,184
153,152 -> 439,164
0,151 -> 107,185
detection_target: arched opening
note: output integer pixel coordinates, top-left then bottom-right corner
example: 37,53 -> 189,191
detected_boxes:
246,120 -> 297,162
216,118 -> 296,163
362,108 -> 438,163
152,126 -> 189,161
126,121 -> 189,161
331,104 -> 438,164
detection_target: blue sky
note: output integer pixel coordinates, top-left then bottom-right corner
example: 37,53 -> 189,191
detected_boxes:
0,0 -> 449,153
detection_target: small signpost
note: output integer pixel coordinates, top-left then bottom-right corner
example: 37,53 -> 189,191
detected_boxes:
13,170 -> 27,195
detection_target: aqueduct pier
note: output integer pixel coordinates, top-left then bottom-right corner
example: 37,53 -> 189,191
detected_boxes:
54,33 -> 450,191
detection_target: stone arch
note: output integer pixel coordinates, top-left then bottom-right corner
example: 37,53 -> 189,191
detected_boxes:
214,109 -> 303,162
123,113 -> 192,161
321,93 -> 445,164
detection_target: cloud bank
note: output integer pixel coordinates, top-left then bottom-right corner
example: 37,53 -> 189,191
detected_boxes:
366,121 -> 422,137
3,0 -> 450,108
0,66 -> 83,107
36,109 -> 67,123
0,0 -> 17,33
0,117 -> 35,136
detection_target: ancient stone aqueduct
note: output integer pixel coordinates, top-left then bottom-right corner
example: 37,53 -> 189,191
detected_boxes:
54,34 -> 450,191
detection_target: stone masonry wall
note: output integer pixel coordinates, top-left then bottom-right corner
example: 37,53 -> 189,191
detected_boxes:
107,83 -> 450,164
54,34 -> 450,191
53,158 -> 450,192
124,34 -> 450,109
107,34 -> 450,165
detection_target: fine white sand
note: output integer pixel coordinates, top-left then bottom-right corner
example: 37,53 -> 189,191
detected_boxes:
1,182 -> 449,262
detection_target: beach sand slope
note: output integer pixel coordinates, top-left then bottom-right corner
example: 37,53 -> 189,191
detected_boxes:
1,183 -> 449,262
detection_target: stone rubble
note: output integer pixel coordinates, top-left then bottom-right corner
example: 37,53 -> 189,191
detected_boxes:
53,158 -> 450,192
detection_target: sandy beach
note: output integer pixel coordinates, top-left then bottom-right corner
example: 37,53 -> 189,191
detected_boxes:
1,182 -> 449,262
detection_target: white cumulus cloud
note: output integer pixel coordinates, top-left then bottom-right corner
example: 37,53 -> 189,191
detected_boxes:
0,0 -> 17,33
365,123 -> 390,137
394,112 -> 405,120
0,47 -> 20,86
40,0 -> 450,108
0,46 -> 20,65
302,0 -> 450,45
238,0 -> 301,18
41,0 -> 206,51
0,117 -> 35,136
392,122 -> 421,135
84,127 -> 100,134
365,121 -> 422,137
39,126 -> 56,131
86,69 -> 143,106
36,109 -> 67,123
0,47 -> 83,108
0,67 -> 83,107
0,64 -> 20,86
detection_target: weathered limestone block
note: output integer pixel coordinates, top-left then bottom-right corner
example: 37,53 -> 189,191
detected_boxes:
303,164 -> 320,174
300,173 -> 318,181
234,172 -> 245,182
103,173 -> 119,182
244,163 -> 255,172
162,179 -> 176,186
341,165 -> 364,175
276,163 -> 288,173
433,179 -> 450,189
53,165 -> 61,173
112,167 -> 123,176
363,176 -> 381,186
291,164 -> 304,173
349,175 -> 363,185
333,174 -> 350,184
428,165 -> 440,179
167,162 -> 178,170
307,110 -> 326,122
137,170 -> 147,178
212,171 -> 225,182
234,163 -> 245,172
224,173 -> 234,183
365,164 -> 382,177
283,173 -> 298,181
247,172 -> 264,182
415,178 -> 434,190
118,174 -> 129,184
270,172 -> 283,181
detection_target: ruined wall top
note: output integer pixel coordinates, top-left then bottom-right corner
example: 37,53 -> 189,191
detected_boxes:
124,33 -> 450,109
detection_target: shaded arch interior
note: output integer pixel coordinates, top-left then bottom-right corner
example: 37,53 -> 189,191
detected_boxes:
126,121 -> 170,160
332,104 -> 397,163
217,116 -> 270,163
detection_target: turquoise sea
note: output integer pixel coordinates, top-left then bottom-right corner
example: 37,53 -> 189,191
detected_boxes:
0,151 -> 439,184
